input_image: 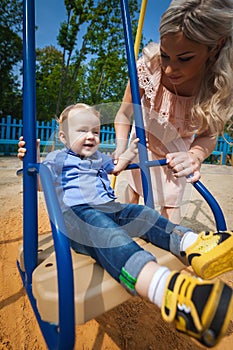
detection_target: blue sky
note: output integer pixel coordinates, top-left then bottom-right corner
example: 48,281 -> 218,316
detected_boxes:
35,0 -> 171,49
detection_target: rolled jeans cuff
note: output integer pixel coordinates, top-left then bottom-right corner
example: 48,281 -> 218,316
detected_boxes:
120,250 -> 156,295
170,225 -> 192,257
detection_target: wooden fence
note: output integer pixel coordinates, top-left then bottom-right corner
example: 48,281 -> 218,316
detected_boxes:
0,115 -> 232,165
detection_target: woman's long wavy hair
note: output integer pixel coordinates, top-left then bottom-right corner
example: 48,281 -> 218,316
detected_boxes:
159,0 -> 233,136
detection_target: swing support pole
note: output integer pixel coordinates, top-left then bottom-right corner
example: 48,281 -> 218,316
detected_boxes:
120,0 -> 154,208
22,0 -> 38,286
111,0 -> 147,190
19,1 -> 76,349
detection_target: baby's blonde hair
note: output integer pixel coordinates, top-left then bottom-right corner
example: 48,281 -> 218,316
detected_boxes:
58,103 -> 100,131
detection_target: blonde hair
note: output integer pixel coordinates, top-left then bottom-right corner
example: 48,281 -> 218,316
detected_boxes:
158,0 -> 233,135
58,103 -> 100,131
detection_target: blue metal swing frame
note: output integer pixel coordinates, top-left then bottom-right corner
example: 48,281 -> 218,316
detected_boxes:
18,0 -> 227,349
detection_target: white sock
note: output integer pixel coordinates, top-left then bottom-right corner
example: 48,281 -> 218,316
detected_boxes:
148,266 -> 171,308
180,231 -> 198,252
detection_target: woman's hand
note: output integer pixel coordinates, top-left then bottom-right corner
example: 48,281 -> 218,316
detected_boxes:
166,151 -> 201,183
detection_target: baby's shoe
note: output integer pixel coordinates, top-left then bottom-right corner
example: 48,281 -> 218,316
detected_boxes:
183,230 -> 233,279
161,271 -> 233,347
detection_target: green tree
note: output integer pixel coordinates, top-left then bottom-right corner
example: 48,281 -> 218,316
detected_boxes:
34,0 -> 141,120
55,0 -> 95,115
0,0 -> 23,118
36,46 -> 63,121
54,0 -> 140,115
81,0 -> 139,106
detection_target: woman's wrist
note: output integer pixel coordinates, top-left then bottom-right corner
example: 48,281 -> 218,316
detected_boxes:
188,150 -> 203,166
115,139 -> 128,154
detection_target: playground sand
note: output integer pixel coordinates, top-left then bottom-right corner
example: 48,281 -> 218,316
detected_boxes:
0,156 -> 233,350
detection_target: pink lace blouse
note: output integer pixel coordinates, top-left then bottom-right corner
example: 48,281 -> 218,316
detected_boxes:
128,43 -> 198,207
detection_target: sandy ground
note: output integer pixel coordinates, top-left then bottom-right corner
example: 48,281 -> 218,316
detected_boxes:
0,156 -> 233,350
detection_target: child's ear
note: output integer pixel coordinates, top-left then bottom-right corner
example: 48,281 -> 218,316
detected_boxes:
59,130 -> 67,145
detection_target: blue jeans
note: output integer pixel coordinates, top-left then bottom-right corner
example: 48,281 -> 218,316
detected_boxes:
63,201 -> 191,294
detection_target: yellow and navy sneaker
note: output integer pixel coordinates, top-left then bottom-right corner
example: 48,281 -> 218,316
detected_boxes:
161,271 -> 233,347
184,230 -> 233,279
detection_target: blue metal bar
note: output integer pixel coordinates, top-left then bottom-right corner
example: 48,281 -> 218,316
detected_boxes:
120,0 -> 154,208
21,1 -> 75,349
127,159 -> 227,231
23,0 -> 38,285
38,163 -> 75,350
17,260 -> 60,350
192,181 -> 227,231
127,159 -> 167,169
18,164 -> 76,350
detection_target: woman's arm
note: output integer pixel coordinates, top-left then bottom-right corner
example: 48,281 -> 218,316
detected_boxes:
188,132 -> 217,163
114,81 -> 143,159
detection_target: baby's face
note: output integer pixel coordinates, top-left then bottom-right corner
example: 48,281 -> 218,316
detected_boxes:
61,109 -> 100,157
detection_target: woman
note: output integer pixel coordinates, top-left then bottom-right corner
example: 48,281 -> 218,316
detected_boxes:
114,0 -> 233,223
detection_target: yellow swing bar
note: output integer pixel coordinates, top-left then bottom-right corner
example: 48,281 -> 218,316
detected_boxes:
134,0 -> 148,58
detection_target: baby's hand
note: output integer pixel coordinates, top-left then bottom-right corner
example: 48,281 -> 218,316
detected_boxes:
112,139 -> 128,164
18,136 -> 26,161
120,138 -> 139,162
17,137 -> 41,161
112,138 -> 139,175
